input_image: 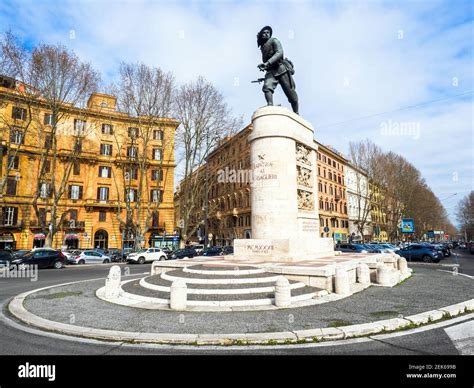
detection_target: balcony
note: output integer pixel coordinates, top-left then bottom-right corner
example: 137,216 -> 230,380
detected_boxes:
62,220 -> 85,231
148,222 -> 166,231
84,199 -> 120,210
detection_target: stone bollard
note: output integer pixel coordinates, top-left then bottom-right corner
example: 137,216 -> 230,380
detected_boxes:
376,264 -> 394,286
356,264 -> 371,285
335,268 -> 350,295
105,265 -> 121,298
151,261 -> 161,276
398,257 -> 409,275
275,276 -> 291,308
170,279 -> 187,310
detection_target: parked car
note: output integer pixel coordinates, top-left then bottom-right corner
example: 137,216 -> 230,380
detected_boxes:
0,250 -> 13,268
71,250 -> 112,265
188,244 -> 205,255
222,246 -> 234,255
127,248 -> 167,264
335,243 -> 373,253
11,249 -> 30,259
470,242 -> 474,254
10,249 -> 68,269
201,247 -> 223,256
396,244 -> 442,263
104,249 -> 123,262
169,248 -> 197,260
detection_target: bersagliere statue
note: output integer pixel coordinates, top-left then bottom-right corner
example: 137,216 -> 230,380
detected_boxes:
255,26 -> 299,114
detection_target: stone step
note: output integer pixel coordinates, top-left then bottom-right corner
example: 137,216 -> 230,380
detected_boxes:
183,264 -> 265,276
161,269 -> 280,285
140,276 -> 306,294
122,280 -> 323,303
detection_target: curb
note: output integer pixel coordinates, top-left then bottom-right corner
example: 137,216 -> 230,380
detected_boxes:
7,280 -> 474,345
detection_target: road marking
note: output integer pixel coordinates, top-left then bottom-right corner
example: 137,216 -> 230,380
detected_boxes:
444,320 -> 474,355
437,269 -> 474,279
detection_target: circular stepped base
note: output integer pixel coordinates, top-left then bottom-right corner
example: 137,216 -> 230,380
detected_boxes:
114,264 -> 327,310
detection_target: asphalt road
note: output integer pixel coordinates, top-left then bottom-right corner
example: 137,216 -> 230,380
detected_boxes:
0,260 -> 472,356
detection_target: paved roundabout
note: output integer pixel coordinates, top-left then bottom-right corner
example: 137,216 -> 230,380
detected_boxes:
6,264 -> 474,346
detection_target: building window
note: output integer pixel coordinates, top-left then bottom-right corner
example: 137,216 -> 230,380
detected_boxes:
151,170 -> 163,181
99,211 -> 106,222
10,128 -> 23,144
101,124 -> 113,135
151,211 -> 159,227
3,206 -> 17,225
97,187 -> 109,201
150,189 -> 162,203
152,129 -> 163,140
73,161 -> 80,175
7,155 -> 19,170
100,144 -> 112,156
127,146 -> 138,158
6,177 -> 17,196
126,188 -> 138,202
128,127 -> 139,138
74,139 -> 82,152
44,113 -> 54,126
12,107 -> 26,120
126,167 -> 138,180
69,185 -> 83,200
152,148 -> 162,161
99,166 -> 112,178
74,119 -> 86,134
40,183 -> 50,198
44,134 -> 52,148
44,159 -> 51,173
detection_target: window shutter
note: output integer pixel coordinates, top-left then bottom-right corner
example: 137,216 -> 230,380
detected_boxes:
97,187 -> 100,200
100,144 -> 104,154
79,186 -> 83,199
12,207 -> 18,225
68,185 -> 72,199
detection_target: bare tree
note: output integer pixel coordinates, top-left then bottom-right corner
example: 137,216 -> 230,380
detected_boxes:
174,76 -> 242,246
348,140 -> 382,240
111,62 -> 175,250
350,139 -> 456,241
3,41 -> 100,247
456,191 -> 474,240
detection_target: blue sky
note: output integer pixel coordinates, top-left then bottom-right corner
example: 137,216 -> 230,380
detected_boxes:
1,0 -> 472,226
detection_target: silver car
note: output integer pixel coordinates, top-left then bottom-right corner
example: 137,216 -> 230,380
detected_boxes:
71,250 -> 112,264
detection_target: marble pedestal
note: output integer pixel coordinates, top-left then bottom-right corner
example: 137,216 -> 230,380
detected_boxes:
233,106 -> 334,262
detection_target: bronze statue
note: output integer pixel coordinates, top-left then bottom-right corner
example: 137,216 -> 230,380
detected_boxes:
256,26 -> 299,114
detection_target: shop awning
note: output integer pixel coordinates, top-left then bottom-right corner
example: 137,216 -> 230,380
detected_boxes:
65,234 -> 78,240
34,233 -> 46,240
0,234 -> 14,242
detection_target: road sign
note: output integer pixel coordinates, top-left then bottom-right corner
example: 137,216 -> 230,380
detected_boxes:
401,219 -> 415,233
323,226 -> 329,233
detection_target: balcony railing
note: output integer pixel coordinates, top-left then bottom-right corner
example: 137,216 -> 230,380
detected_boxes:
84,199 -> 119,208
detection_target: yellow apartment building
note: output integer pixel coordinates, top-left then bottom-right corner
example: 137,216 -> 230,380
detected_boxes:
0,77 -> 178,250
316,143 -> 349,242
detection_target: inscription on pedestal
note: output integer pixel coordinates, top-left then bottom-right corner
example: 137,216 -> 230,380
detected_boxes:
301,219 -> 319,232
244,244 -> 274,254
251,160 -> 279,187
